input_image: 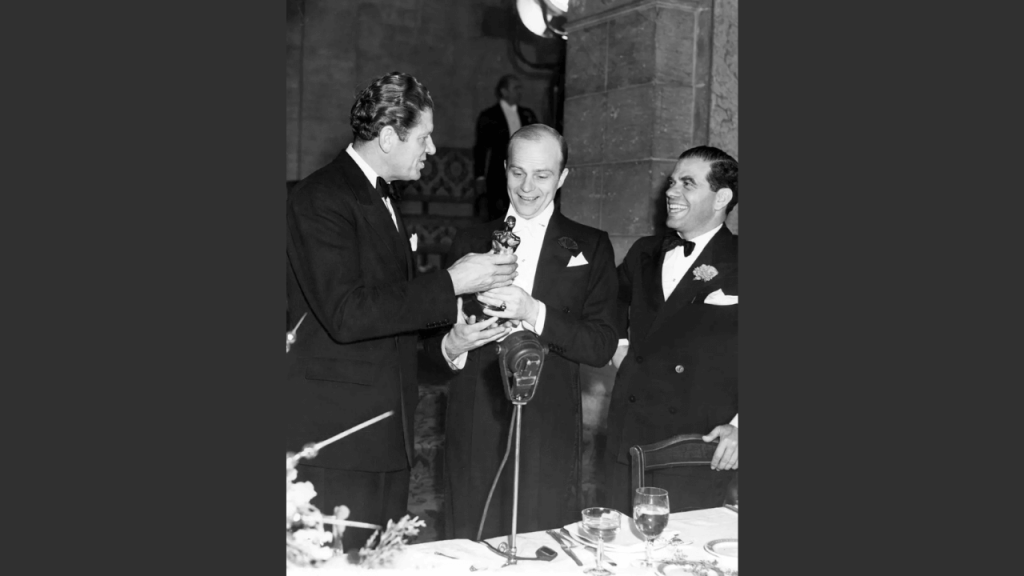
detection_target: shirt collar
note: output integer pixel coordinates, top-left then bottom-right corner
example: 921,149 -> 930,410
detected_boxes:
673,223 -> 722,254
499,99 -> 518,115
506,200 -> 555,232
346,143 -> 382,188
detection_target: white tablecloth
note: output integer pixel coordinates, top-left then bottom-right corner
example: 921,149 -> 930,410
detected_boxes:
396,506 -> 738,574
288,507 -> 737,574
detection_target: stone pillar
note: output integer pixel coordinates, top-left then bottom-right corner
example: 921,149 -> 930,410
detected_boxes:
561,0 -> 716,262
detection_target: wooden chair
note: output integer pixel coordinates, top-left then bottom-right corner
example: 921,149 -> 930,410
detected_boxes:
629,433 -> 737,513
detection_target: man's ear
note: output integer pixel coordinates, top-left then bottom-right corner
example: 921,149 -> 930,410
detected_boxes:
557,168 -> 569,189
378,126 -> 396,153
713,187 -> 734,211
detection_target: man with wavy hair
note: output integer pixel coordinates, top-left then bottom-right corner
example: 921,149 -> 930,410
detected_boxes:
286,71 -> 518,549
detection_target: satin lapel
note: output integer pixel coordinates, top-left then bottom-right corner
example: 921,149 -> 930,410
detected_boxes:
391,202 -> 414,279
336,155 -> 406,277
530,213 -> 571,303
634,239 -> 665,314
647,227 -> 735,336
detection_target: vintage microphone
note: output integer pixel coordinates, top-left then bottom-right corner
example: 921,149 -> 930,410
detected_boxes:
477,331 -> 548,566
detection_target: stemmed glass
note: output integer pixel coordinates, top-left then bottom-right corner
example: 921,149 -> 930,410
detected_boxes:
581,507 -> 620,575
633,487 -> 670,568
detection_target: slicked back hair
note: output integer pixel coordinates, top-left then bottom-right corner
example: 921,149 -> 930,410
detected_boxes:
495,74 -> 520,100
507,124 -> 568,173
350,71 -> 434,142
678,145 -> 738,213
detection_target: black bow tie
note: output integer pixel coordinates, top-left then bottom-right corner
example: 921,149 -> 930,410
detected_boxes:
376,177 -> 400,202
662,233 -> 695,257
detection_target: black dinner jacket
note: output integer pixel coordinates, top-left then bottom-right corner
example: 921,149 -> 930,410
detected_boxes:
605,225 -> 739,464
473,102 -> 539,189
285,149 -> 458,472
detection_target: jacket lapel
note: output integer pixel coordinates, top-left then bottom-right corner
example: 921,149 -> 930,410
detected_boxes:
530,212 -> 571,303
647,226 -> 736,336
335,153 -> 407,277
391,201 -> 414,279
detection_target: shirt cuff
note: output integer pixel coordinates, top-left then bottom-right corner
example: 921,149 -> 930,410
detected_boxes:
523,302 -> 547,335
441,331 -> 468,371
617,339 -> 629,348
730,413 -> 738,428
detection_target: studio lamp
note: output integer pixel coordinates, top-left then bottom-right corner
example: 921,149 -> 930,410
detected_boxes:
516,0 -> 568,39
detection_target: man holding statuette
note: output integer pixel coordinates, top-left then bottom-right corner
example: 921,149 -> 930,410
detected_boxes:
285,72 -> 518,550
426,124 -> 619,539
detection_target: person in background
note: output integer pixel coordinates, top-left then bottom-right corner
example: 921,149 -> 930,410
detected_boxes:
473,74 -> 539,220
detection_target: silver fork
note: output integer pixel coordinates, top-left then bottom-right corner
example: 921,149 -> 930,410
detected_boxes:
559,528 -> 617,567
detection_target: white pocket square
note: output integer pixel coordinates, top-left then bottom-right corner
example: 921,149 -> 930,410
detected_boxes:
567,253 -> 589,267
704,289 -> 738,306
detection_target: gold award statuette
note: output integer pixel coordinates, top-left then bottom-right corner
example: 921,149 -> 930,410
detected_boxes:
479,216 -> 520,322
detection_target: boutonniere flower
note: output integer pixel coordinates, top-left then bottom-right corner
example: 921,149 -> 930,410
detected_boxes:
693,264 -> 718,282
409,233 -> 418,252
558,236 -> 579,252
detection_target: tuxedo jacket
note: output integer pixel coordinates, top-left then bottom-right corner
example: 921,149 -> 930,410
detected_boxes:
424,211 -> 619,536
605,226 -> 739,465
285,150 -> 458,472
473,103 -> 539,194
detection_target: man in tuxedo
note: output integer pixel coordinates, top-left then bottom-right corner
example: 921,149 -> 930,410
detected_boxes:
604,145 -> 739,514
428,124 -> 619,539
473,74 -> 539,220
286,72 -> 518,550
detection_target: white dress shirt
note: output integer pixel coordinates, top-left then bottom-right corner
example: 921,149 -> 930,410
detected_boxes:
499,99 -> 522,135
618,223 -> 737,428
442,201 -> 554,369
346,144 -> 398,231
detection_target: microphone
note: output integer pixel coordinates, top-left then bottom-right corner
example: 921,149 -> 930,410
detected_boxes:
479,331 -> 549,565
495,331 -> 548,405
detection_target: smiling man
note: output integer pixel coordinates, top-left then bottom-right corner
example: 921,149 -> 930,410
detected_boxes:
604,145 -> 739,515
428,124 -> 619,539
285,72 -> 520,550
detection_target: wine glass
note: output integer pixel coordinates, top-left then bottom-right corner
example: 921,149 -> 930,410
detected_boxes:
581,507 -> 620,575
633,487 -> 670,568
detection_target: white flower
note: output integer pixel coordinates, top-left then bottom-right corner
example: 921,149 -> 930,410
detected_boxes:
693,264 -> 718,282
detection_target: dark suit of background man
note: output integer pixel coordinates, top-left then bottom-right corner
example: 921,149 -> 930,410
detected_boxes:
428,124 -> 619,539
285,71 -> 519,550
474,74 -> 539,221
604,145 -> 740,515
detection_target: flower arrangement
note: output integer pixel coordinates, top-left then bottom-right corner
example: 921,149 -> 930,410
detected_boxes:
286,411 -> 427,570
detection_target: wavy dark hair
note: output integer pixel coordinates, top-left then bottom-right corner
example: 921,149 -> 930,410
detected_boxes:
507,124 -> 568,172
350,71 -> 434,142
678,145 -> 738,213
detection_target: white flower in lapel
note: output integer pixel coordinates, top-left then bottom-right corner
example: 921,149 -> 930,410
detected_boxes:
409,233 -> 418,252
692,264 -> 718,282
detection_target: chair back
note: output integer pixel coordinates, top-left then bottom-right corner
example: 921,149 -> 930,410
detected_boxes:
629,433 -> 736,513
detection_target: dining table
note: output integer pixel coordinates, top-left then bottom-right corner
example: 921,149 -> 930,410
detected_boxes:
387,506 -> 738,574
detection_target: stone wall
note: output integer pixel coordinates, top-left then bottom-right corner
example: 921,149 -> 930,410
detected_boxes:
286,0 -> 561,181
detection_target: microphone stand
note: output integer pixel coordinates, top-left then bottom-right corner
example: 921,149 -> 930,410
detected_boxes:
478,332 -> 547,567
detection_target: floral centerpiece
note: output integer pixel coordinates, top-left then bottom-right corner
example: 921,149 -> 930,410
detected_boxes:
286,411 -> 427,569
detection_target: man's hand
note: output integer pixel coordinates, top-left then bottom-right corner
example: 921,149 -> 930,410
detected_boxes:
447,252 -> 518,295
703,424 -> 738,471
610,344 -> 628,369
444,297 -> 513,359
477,285 -> 539,326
